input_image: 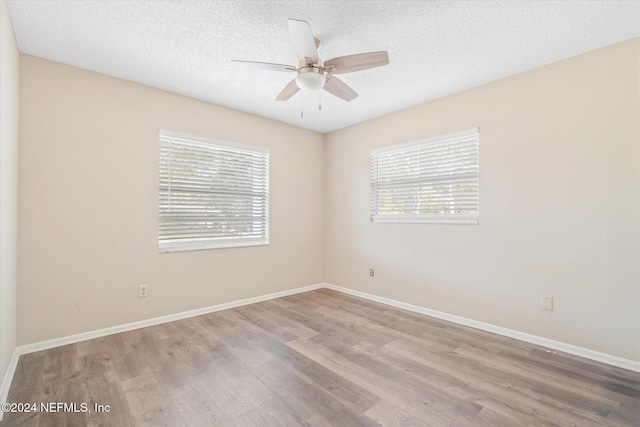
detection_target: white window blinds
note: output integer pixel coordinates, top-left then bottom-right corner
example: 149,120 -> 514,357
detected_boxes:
370,128 -> 479,224
159,130 -> 269,252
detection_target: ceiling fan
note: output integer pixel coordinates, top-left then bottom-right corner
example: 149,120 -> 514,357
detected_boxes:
232,19 -> 389,102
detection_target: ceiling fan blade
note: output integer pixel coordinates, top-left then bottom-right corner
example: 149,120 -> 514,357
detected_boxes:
324,51 -> 389,74
276,79 -> 300,101
288,19 -> 318,64
323,75 -> 358,102
231,60 -> 296,72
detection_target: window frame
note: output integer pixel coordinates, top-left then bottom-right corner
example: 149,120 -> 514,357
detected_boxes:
369,128 -> 479,225
158,130 -> 270,253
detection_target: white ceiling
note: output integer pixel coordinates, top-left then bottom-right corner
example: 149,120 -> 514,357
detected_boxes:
6,1 -> 640,134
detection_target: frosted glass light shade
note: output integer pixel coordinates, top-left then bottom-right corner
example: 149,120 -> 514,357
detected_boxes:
295,71 -> 326,91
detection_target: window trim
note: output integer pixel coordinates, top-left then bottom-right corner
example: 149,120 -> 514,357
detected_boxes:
158,130 -> 270,253
370,128 -> 479,225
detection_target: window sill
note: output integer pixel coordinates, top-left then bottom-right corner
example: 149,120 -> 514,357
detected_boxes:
371,215 -> 478,224
159,239 -> 269,253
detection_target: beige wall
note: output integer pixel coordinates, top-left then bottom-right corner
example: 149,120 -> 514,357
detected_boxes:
325,39 -> 640,361
18,55 -> 324,345
0,0 -> 19,388
15,37 -> 640,363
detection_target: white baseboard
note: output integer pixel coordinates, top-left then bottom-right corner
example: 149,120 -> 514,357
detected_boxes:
0,348 -> 20,421
1,283 -> 321,411
15,283 -> 324,356
323,283 -> 640,373
4,279 -> 638,410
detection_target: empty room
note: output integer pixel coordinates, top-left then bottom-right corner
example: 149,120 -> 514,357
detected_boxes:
1,1 -> 639,426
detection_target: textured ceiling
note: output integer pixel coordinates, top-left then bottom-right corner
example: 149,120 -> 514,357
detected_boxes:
6,1 -> 640,133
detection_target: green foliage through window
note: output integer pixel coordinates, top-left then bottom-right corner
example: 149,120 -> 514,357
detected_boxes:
370,129 -> 479,224
159,131 -> 269,252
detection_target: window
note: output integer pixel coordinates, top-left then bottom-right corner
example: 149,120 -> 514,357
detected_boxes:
159,130 -> 269,252
370,128 -> 479,224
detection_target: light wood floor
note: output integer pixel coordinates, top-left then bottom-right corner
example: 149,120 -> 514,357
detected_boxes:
3,289 -> 640,426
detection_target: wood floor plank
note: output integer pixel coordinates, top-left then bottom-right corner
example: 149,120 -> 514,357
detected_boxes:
363,400 -> 429,426
121,372 -> 181,426
286,338 -> 456,426
171,385 -> 228,426
2,289 -> 639,426
236,301 -> 319,342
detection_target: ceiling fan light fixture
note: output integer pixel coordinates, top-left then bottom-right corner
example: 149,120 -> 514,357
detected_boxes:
232,19 -> 389,102
295,67 -> 325,91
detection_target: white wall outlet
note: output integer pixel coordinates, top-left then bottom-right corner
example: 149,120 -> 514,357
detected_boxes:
369,268 -> 374,277
541,295 -> 553,310
139,284 -> 148,298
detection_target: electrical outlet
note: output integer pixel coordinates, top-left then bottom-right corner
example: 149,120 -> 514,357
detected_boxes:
139,284 -> 148,298
369,268 -> 374,277
541,295 -> 553,310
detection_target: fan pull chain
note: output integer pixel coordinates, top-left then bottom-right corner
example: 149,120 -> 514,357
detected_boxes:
318,90 -> 322,111
300,91 -> 304,118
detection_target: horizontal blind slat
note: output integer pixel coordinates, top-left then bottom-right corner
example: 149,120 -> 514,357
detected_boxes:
370,131 -> 479,223
159,131 -> 269,250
